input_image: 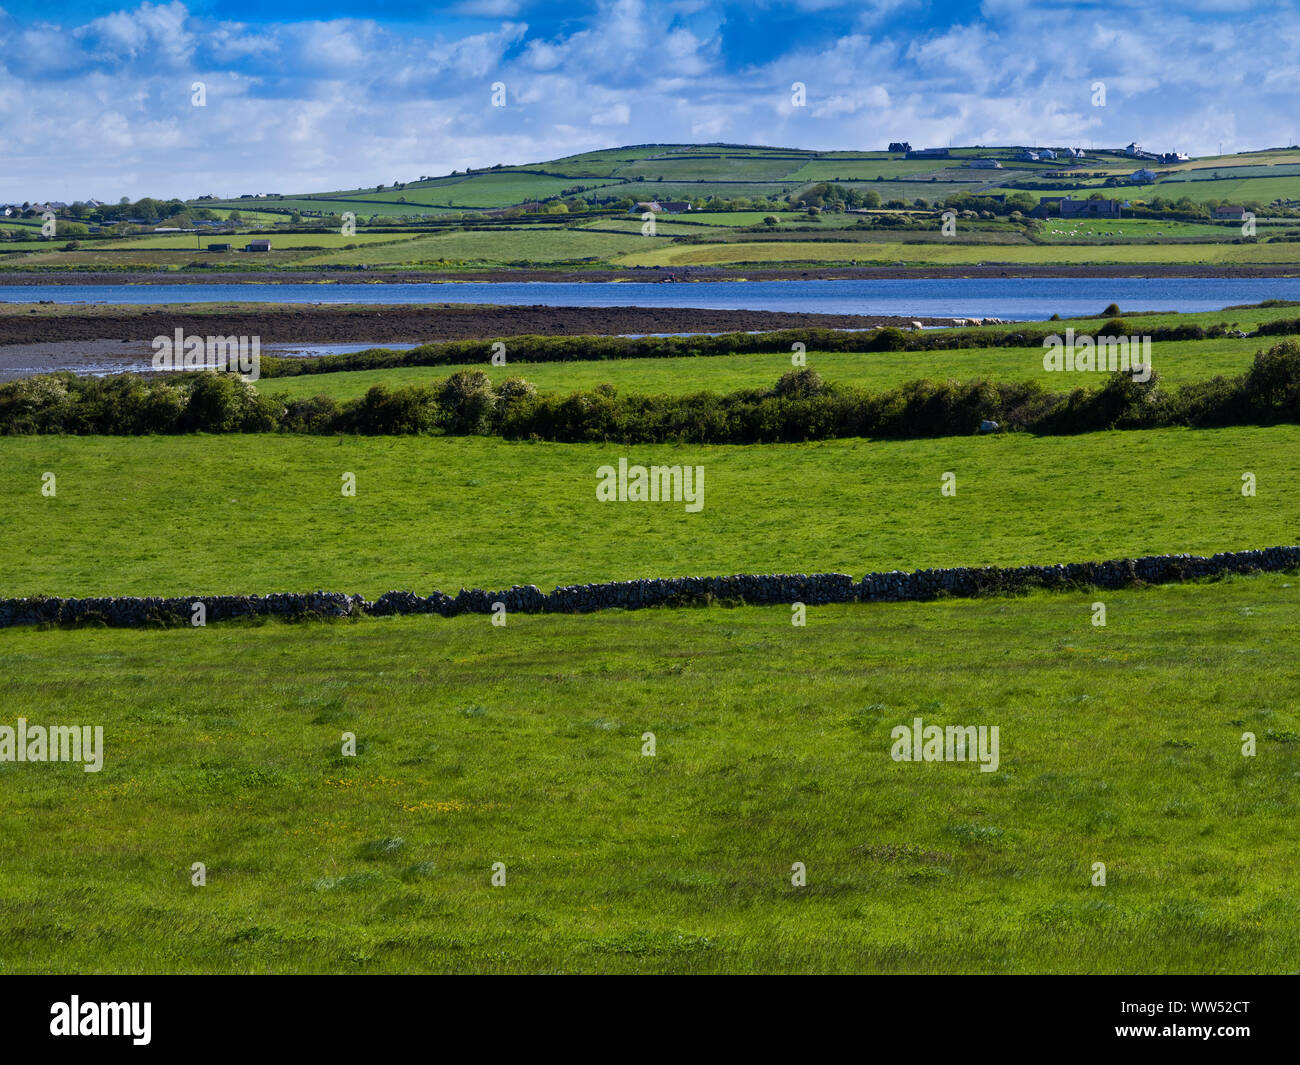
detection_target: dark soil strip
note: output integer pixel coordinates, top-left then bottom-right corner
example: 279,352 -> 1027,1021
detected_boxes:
0,304 -> 938,345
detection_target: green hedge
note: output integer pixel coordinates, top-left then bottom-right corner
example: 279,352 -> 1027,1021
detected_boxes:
5,341 -> 1300,442
256,318 -> 1289,380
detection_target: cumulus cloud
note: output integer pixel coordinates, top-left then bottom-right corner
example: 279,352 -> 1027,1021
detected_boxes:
0,0 -> 1297,201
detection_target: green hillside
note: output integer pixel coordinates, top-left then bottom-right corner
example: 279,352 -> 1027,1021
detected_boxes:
10,142 -> 1300,273
197,143 -> 1300,218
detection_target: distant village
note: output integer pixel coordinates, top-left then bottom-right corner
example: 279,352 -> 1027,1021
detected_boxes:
878,141 -> 1254,221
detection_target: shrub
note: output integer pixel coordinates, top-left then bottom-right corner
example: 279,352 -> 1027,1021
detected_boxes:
774,368 -> 826,398
344,384 -> 439,435
437,370 -> 497,434
1243,339 -> 1300,416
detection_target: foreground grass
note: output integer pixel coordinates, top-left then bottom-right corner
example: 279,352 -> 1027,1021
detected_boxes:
1,427 -> 1296,597
1,576 -> 1297,973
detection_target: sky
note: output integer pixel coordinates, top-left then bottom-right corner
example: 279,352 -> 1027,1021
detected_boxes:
1,0 -> 1297,201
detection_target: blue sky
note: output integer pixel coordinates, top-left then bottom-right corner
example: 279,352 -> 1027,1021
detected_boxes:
1,0 -> 1296,200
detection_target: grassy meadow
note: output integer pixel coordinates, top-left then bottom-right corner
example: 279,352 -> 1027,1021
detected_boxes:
260,334 -> 1287,401
1,427 -> 1296,598
2,576 -> 1298,973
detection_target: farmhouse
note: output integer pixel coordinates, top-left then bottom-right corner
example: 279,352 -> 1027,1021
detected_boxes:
1130,168 -> 1158,184
905,147 -> 949,158
1213,205 -> 1246,220
1039,148 -> 1057,160
1061,196 -> 1123,218
888,141 -> 911,152
658,201 -> 692,214
244,239 -> 272,252
1030,196 -> 1124,219
1018,150 -> 1040,161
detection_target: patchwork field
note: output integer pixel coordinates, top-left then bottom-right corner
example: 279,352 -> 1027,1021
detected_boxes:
13,143 -> 1300,276
2,576 -> 1298,973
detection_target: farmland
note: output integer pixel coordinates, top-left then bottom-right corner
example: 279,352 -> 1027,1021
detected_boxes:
2,426 -> 1295,598
11,143 -> 1300,275
257,333 -> 1281,401
2,575 -> 1298,974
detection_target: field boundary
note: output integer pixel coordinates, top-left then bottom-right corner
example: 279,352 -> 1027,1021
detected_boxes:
2,545 -> 1296,628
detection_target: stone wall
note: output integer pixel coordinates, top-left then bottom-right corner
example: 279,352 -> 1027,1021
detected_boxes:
1,546 -> 1297,629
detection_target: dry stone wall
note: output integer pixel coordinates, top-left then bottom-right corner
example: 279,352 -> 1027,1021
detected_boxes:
2,546 -> 1296,629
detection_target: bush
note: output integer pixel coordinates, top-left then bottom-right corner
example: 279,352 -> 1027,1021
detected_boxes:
281,393 -> 343,434
437,370 -> 497,434
774,368 -> 826,398
1243,339 -> 1300,416
344,384 -> 439,434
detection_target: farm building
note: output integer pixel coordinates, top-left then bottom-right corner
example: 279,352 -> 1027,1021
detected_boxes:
1030,196 -> 1124,219
207,243 -> 232,252
244,239 -> 272,252
905,147 -> 949,158
887,141 -> 912,152
1213,205 -> 1247,219
1060,196 -> 1122,218
1130,168 -> 1159,184
1018,149 -> 1040,161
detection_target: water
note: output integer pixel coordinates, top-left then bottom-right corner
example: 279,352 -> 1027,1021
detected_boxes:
4,277 -> 1300,320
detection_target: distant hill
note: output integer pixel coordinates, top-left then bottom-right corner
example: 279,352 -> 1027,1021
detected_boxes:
191,143 -> 1300,219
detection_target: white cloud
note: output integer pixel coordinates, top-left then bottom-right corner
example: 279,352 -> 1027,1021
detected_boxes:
1,1 -> 1298,201
591,102 -> 631,125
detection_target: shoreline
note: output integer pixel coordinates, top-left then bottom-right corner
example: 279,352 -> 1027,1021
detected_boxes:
2,263 -> 1300,286
0,305 -> 947,365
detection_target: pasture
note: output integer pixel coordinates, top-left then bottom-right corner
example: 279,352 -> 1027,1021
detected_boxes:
1,426 -> 1294,597
2,575 -> 1297,973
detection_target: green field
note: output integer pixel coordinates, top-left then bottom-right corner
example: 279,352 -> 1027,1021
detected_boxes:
3,575 -> 1298,973
614,238 -> 1300,267
291,227 -> 669,266
1038,219 -> 1253,242
260,334 -> 1287,401
94,232 -> 427,251
2,427 -> 1295,598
